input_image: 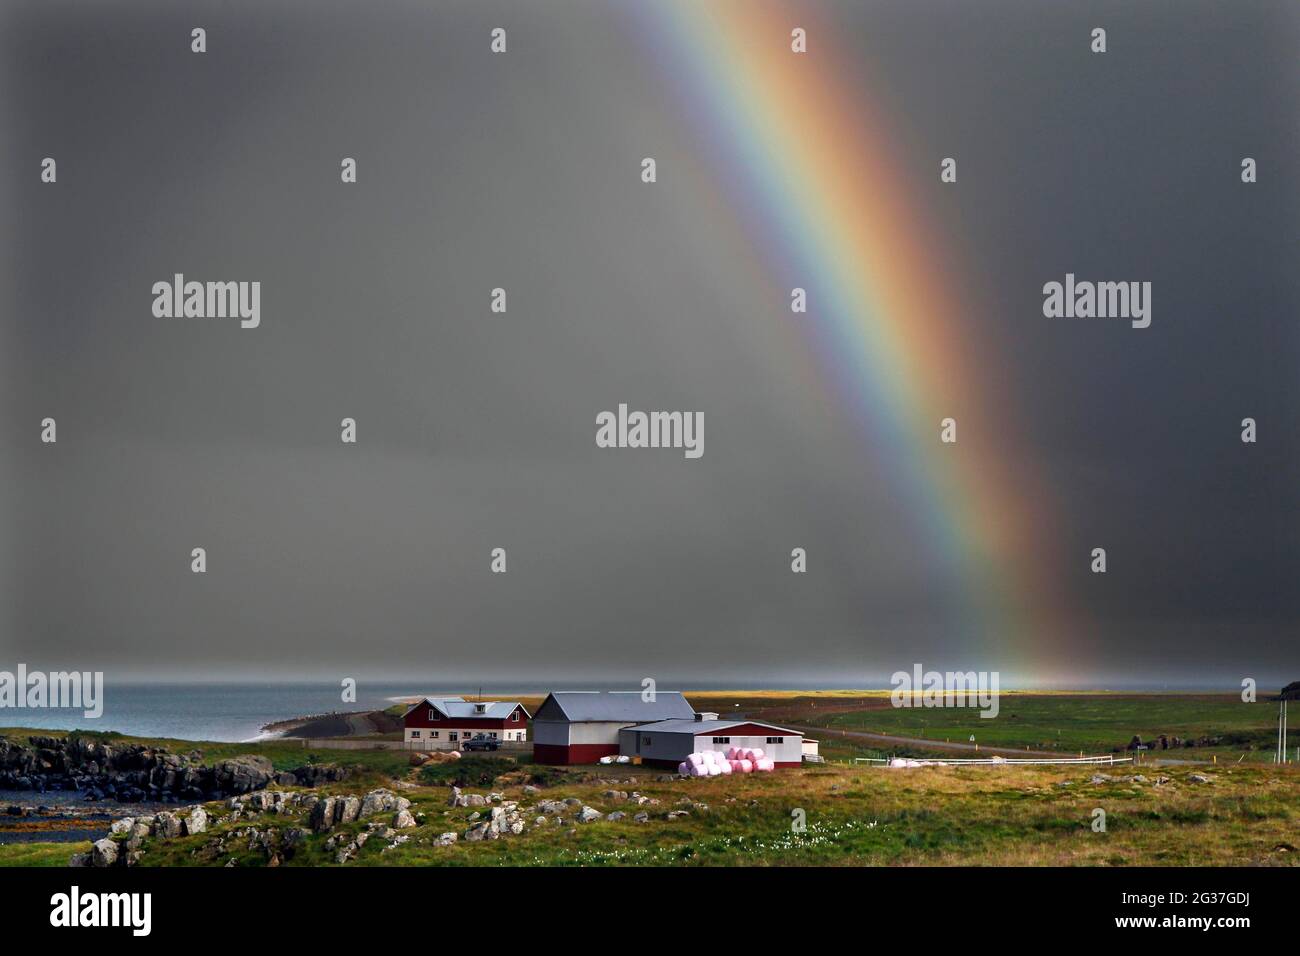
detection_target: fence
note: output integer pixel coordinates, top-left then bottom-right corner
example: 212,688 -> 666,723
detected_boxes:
855,754 -> 1133,767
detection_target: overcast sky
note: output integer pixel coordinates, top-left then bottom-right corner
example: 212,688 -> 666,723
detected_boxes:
1,0 -> 1296,687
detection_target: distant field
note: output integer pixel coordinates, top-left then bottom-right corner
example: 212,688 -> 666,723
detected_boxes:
685,692 -> 1285,763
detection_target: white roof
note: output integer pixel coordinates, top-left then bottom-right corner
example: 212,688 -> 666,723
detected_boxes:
404,697 -> 529,720
625,718 -> 797,736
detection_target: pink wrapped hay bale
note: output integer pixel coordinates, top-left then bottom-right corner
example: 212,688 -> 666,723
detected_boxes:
738,759 -> 753,773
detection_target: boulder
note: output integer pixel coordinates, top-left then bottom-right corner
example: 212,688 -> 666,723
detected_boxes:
577,806 -> 603,823
310,797 -> 337,833
334,796 -> 361,825
91,838 -> 119,867
125,822 -> 151,851
153,811 -> 183,839
212,755 -> 275,794
284,764 -> 348,787
393,809 -> 417,829
185,807 -> 208,835
361,789 -> 410,818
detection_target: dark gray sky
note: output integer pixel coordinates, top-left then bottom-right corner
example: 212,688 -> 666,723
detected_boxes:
1,0 -> 1296,687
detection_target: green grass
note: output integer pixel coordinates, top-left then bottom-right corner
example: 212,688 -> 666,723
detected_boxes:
0,841 -> 91,866
775,694 -> 1278,761
44,761 -> 1289,868
675,691 -> 1282,763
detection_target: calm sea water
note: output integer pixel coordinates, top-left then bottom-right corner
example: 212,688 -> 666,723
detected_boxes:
0,682 -> 555,742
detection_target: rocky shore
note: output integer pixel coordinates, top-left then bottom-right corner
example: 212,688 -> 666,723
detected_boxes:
0,734 -> 346,803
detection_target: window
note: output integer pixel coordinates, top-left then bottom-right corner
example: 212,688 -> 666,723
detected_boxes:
766,737 -> 784,744
512,710 -> 520,722
428,709 -> 440,721
449,732 -> 458,742
489,732 -> 497,739
430,732 -> 439,739
642,736 -> 652,746
712,737 -> 730,745
410,730 -> 421,738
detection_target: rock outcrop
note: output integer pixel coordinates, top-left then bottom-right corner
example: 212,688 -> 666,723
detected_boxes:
0,734 -> 297,802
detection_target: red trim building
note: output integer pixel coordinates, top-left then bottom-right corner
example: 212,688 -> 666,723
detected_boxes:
532,691 -> 696,764
402,697 -> 529,749
618,718 -> 803,768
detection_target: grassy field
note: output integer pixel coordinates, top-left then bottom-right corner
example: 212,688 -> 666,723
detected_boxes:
687,691 -> 1284,762
4,758 -> 1296,867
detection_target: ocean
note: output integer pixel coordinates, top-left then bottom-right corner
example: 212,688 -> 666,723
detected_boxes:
0,681 -> 555,743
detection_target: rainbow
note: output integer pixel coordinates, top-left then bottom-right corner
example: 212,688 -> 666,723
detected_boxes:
631,1 -> 1074,677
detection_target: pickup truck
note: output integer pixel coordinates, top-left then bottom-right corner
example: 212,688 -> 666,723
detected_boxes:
461,735 -> 500,752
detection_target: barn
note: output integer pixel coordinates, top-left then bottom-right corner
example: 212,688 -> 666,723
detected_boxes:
617,717 -> 804,768
532,690 -> 695,764
402,697 -> 530,750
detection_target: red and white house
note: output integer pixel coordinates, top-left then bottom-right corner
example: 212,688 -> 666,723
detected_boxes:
402,697 -> 529,750
532,691 -> 696,764
617,717 -> 804,768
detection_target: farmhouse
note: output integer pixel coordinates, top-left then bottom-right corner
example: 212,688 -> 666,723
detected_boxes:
532,690 -> 695,764
618,717 -> 804,768
402,697 -> 529,750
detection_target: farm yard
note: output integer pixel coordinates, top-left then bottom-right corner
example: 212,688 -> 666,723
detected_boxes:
2,751 -> 1296,868
1,691 -> 1296,867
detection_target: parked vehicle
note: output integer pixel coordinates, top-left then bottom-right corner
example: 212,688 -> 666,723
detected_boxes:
462,735 -> 500,752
